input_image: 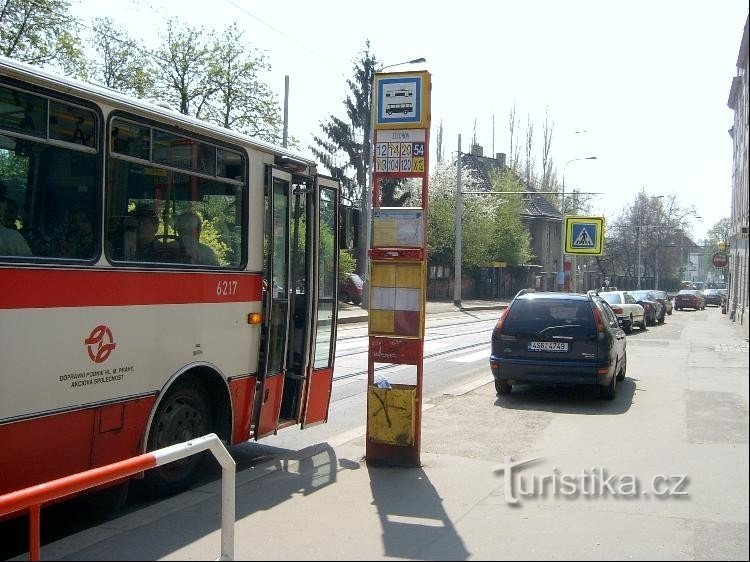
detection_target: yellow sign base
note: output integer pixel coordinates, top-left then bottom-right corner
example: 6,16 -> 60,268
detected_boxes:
366,384 -> 416,446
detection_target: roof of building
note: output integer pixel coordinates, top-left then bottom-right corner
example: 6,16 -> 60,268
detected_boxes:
728,16 -> 748,108
459,152 -> 562,220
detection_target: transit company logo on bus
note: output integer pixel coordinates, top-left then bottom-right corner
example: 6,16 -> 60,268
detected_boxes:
85,325 -> 117,363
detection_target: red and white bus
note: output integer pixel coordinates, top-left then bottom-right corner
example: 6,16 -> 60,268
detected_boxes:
0,57 -> 340,497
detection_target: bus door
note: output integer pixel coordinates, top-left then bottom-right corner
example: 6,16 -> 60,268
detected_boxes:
300,175 -> 339,428
254,169 -> 339,438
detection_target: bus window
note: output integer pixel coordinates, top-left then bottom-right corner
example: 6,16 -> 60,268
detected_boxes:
105,117 -> 246,267
0,84 -> 99,261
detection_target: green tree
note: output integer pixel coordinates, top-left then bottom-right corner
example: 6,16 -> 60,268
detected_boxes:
88,17 -> 154,97
206,23 -> 284,144
702,217 -> 731,273
200,196 -> 240,266
0,0 -> 84,75
310,41 -> 378,273
152,19 -> 216,117
339,249 -> 357,279
488,169 -> 533,266
427,162 -> 531,273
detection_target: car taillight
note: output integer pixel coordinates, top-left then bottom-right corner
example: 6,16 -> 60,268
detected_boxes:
494,307 -> 510,331
610,305 -> 623,315
592,308 -> 606,333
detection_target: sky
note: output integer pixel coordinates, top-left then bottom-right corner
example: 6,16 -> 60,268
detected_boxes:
71,0 -> 749,242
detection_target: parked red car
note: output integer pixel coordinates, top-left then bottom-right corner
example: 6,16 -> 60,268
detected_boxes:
674,289 -> 705,311
338,273 -> 363,305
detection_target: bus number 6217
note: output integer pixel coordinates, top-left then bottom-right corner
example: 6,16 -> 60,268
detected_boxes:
216,280 -> 238,296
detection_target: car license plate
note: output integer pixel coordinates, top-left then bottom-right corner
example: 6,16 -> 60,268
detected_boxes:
528,341 -> 569,352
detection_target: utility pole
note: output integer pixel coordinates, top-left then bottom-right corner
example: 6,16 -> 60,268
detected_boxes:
655,227 -> 661,289
454,134 -> 462,307
637,222 -> 642,289
559,156 -> 597,291
282,75 -> 289,148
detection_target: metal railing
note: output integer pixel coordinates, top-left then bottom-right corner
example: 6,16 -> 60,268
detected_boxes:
0,433 -> 235,561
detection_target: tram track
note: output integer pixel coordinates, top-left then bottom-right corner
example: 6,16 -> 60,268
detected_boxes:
334,324 -> 493,360
332,339 -> 489,382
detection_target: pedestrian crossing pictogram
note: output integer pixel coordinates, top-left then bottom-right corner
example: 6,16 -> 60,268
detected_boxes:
573,227 -> 594,246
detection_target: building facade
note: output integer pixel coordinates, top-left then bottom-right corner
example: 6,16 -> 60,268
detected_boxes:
727,15 -> 749,328
461,146 -> 563,293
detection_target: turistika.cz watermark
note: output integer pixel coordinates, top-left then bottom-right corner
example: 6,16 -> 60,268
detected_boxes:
493,456 -> 689,505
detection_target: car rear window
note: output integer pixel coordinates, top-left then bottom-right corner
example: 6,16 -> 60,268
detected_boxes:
600,293 -> 622,305
503,299 -> 594,336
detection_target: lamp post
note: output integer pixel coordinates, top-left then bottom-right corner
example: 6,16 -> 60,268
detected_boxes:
674,212 -> 701,283
362,57 -> 426,308
559,156 -> 597,291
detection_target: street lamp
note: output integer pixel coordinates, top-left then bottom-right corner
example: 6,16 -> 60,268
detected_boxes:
674,212 -> 701,282
559,156 -> 597,291
362,57 -> 426,308
669,210 -> 702,281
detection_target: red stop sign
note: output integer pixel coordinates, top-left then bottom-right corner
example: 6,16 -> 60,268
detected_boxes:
712,253 -> 728,268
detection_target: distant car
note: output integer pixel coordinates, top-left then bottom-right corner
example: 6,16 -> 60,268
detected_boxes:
650,290 -> 673,316
674,289 -> 705,311
630,290 -> 665,325
489,290 -> 627,400
598,290 -> 646,333
703,288 -> 723,307
338,273 -> 363,305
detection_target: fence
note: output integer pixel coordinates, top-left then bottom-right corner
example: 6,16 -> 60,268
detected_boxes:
0,433 -> 235,561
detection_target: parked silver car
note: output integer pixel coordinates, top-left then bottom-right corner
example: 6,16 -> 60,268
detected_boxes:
598,290 -> 646,333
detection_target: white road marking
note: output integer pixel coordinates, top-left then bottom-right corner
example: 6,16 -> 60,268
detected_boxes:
450,348 -> 490,363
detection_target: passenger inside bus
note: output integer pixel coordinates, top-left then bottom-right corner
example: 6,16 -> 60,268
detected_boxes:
0,194 -> 32,256
2,194 -> 19,229
129,206 -> 166,261
173,211 -> 219,266
60,208 -> 95,259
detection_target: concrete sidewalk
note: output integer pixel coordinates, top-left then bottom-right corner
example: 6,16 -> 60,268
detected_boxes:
17,308 -> 749,561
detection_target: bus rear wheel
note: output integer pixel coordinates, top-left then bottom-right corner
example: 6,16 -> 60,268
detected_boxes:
142,381 -> 212,498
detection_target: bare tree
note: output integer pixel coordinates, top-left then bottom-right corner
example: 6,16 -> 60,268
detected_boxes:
541,107 -> 554,191
524,114 -> 535,187
436,120 -> 444,164
471,118 -> 478,148
508,105 -> 520,170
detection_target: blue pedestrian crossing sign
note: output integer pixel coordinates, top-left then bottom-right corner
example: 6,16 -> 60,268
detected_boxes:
565,216 -> 605,255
